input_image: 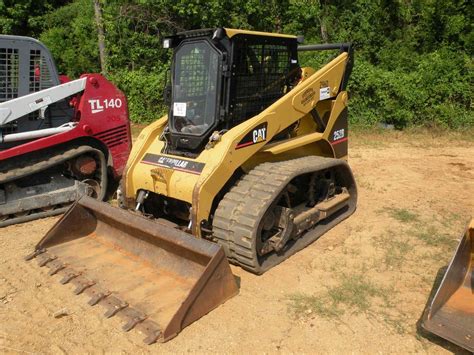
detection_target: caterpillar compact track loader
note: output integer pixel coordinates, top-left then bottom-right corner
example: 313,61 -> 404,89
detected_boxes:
0,35 -> 131,227
422,219 -> 473,352
27,28 -> 357,343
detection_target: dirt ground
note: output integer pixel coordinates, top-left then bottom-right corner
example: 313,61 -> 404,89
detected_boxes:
1,129 -> 473,354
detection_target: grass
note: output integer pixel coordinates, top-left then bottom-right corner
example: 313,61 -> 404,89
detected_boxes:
384,239 -> 411,268
287,274 -> 387,320
287,293 -> 341,319
287,275 -> 413,336
439,211 -> 464,228
356,177 -> 375,190
381,314 -> 408,334
373,232 -> 412,269
412,225 -> 457,248
377,207 -> 460,250
389,208 -> 419,223
378,207 -> 419,223
328,274 -> 384,312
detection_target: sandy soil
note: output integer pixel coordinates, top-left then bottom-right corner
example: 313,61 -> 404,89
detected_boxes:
1,130 -> 473,354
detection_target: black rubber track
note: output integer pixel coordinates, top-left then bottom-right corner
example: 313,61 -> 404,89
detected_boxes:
0,146 -> 102,184
212,156 -> 357,274
0,146 -> 107,227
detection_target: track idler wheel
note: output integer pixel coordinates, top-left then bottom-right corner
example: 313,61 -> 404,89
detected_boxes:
82,179 -> 101,199
258,206 -> 294,255
72,155 -> 97,176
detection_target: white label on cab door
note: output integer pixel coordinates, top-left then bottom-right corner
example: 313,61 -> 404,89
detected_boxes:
173,102 -> 187,117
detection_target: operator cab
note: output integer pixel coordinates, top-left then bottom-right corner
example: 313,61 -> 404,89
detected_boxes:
162,28 -> 301,157
0,35 -> 73,150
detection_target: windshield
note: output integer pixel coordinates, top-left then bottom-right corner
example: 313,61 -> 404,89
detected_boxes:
171,41 -> 219,136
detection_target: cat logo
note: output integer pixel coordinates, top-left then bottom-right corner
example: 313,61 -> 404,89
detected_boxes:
236,122 -> 268,149
253,127 -> 267,143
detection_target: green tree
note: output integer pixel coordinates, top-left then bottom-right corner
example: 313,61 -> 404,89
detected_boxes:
39,0 -> 100,77
0,0 -> 70,36
2,0 -> 472,127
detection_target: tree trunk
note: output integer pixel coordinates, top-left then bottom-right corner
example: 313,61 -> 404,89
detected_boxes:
320,21 -> 328,42
93,0 -> 107,75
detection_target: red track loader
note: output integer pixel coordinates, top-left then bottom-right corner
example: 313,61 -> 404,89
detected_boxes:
0,35 -> 131,226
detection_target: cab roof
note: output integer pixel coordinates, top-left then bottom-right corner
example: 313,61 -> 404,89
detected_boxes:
172,28 -> 296,40
163,28 -> 298,50
223,28 -> 296,39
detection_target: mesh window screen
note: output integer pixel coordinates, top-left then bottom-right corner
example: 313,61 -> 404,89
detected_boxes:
178,48 -> 207,97
29,49 -> 55,93
230,41 -> 295,124
0,48 -> 19,134
0,39 -> 62,138
0,48 -> 19,103
172,42 -> 219,135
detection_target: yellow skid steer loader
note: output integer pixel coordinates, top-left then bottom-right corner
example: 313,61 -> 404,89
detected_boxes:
27,28 -> 357,343
422,219 -> 473,352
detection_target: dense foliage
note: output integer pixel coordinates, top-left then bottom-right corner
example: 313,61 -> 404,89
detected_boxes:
1,0 -> 472,127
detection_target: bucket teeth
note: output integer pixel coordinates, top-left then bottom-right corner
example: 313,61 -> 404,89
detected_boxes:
37,252 -> 56,267
59,269 -> 81,284
122,316 -> 147,332
88,292 -> 107,306
138,320 -> 162,345
119,308 -> 148,332
27,196 -> 239,344
71,276 -> 96,295
84,286 -> 111,306
101,295 -> 129,318
25,248 -> 46,261
46,259 -> 67,276
27,250 -> 164,345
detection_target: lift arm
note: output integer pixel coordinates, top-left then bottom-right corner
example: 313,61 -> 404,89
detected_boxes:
0,77 -> 86,126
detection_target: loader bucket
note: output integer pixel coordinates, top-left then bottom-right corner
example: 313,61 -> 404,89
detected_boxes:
422,219 -> 474,352
26,196 -> 238,344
